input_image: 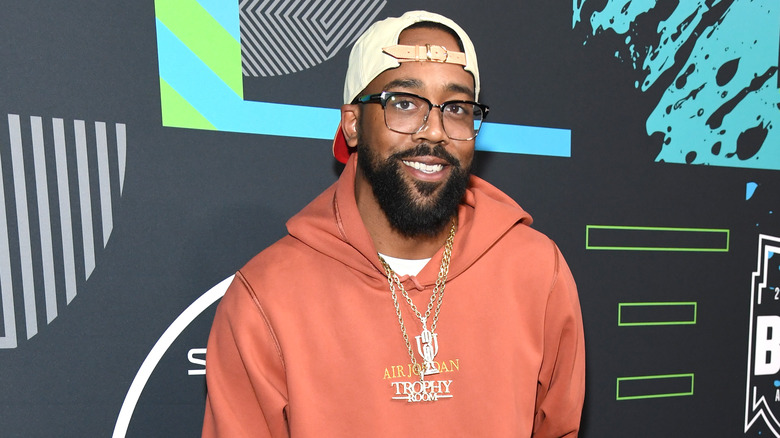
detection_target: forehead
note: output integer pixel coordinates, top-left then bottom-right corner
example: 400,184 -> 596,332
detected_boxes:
363,27 -> 475,97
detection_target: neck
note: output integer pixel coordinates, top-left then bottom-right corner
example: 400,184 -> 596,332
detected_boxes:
355,168 -> 455,260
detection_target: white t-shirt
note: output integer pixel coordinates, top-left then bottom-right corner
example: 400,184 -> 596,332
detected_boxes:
378,253 -> 431,277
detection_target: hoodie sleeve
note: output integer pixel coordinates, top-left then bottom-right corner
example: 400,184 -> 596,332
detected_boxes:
202,272 -> 290,438
533,242 -> 586,437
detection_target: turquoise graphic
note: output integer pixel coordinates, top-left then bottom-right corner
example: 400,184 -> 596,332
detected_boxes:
154,0 -> 571,157
574,0 -> 779,170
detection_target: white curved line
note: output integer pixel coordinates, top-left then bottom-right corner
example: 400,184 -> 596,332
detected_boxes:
112,275 -> 233,438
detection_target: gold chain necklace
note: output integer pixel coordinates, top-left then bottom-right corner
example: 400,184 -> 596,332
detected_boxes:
378,222 -> 456,383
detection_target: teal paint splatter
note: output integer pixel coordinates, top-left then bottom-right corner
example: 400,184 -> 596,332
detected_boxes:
573,0 -> 780,170
589,0 -> 655,36
746,182 -> 758,200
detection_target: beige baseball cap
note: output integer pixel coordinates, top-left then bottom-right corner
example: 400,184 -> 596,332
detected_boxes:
333,10 -> 480,163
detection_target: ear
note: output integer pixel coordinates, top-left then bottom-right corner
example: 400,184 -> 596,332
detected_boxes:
340,104 -> 360,147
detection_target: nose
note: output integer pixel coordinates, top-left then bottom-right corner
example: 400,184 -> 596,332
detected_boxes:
412,106 -> 448,144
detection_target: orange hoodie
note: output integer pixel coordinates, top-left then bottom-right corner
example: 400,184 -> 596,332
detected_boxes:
203,154 -> 585,437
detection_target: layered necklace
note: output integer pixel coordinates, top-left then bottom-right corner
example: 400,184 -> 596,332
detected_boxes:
378,222 -> 456,394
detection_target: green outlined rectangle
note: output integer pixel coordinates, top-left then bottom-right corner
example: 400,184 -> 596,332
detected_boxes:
586,225 -> 730,252
616,373 -> 694,400
618,302 -> 697,326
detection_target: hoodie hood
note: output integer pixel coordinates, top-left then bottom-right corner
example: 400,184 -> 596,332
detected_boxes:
286,154 -> 533,286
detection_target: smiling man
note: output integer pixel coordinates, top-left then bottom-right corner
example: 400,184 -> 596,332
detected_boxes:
203,10 -> 585,438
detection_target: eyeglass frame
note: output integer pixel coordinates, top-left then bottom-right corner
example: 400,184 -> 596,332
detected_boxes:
354,91 -> 490,141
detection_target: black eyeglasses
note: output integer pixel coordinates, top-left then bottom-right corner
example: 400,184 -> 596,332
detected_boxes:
356,91 -> 489,141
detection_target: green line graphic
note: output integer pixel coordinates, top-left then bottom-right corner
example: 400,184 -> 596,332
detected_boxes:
618,302 -> 697,326
586,225 -> 730,252
616,373 -> 694,400
156,0 -> 242,97
159,79 -> 216,130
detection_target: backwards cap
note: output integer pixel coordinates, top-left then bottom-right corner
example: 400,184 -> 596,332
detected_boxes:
333,10 -> 480,163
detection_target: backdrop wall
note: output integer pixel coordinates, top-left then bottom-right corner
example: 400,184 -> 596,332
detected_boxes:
1,1 -> 778,436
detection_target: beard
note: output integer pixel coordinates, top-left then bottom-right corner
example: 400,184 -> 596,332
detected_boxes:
356,141 -> 470,238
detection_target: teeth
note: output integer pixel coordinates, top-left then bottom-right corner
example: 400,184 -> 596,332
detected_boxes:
403,160 -> 444,174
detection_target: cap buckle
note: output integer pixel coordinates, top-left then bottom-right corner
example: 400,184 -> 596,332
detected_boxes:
425,44 -> 448,62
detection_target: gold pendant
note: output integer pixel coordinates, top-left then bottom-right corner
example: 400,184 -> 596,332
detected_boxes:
416,327 -> 440,376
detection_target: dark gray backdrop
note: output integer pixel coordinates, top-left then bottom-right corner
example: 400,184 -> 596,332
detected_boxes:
1,0 -> 778,437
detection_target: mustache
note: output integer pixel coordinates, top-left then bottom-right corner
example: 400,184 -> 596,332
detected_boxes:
391,144 -> 460,167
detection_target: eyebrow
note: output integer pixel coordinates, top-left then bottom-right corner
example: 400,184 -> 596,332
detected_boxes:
382,78 -> 423,91
382,78 -> 475,99
445,83 -> 475,99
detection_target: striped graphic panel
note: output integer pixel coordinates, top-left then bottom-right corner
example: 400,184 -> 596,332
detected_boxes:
240,0 -> 387,77
156,0 -> 243,97
0,114 -> 127,348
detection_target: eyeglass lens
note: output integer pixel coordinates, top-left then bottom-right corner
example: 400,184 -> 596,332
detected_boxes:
383,94 -> 484,140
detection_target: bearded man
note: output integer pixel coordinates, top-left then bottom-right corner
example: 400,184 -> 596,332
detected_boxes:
203,10 -> 585,438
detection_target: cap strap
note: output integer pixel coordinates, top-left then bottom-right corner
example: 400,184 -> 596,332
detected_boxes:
382,44 -> 466,66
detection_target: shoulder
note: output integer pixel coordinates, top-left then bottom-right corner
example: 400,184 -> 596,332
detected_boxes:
474,207 -> 555,262
216,236 -> 320,325
502,223 -> 561,270
239,235 -> 311,283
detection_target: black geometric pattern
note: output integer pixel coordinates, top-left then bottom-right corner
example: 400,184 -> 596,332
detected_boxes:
240,0 -> 387,77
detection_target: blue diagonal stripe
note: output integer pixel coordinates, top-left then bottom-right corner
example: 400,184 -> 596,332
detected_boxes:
158,19 -> 340,138
197,0 -> 240,42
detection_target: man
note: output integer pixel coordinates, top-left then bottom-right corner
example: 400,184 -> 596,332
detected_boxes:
203,10 -> 584,437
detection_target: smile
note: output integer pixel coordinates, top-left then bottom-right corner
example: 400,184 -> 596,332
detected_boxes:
402,160 -> 444,174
